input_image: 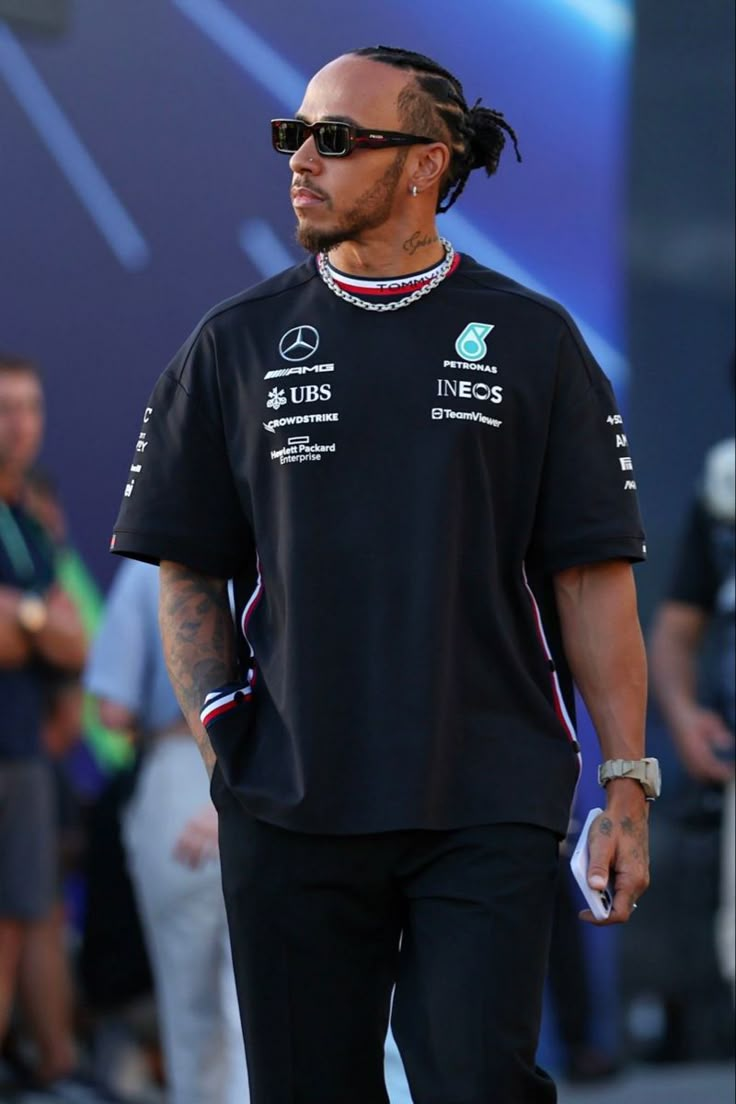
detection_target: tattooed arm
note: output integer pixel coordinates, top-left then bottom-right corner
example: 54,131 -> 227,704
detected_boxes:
159,560 -> 238,776
554,560 -> 650,924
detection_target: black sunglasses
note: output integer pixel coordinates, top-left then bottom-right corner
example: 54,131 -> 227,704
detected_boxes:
271,118 -> 434,158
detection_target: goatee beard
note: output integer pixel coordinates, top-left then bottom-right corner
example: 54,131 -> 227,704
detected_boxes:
296,225 -> 350,254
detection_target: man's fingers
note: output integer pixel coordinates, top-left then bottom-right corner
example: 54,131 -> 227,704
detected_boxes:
610,885 -> 639,923
688,746 -> 734,784
587,815 -> 615,891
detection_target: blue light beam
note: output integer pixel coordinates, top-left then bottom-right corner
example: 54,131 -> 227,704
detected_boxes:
238,218 -> 297,278
554,0 -> 633,39
0,25 -> 150,271
172,0 -> 305,108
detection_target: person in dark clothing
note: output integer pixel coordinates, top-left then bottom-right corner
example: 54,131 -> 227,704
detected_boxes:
0,355 -> 87,1073
111,48 -> 657,1103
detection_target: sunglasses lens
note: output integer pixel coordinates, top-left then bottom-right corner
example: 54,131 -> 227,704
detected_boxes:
272,120 -> 305,153
315,123 -> 350,156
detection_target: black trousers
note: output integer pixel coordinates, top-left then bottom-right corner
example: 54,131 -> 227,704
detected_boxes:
215,773 -> 560,1104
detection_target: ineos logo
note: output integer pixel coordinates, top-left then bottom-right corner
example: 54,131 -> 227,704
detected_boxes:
279,326 -> 320,362
436,378 -> 503,404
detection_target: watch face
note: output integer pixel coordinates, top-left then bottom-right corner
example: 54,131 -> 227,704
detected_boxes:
645,759 -> 662,797
19,596 -> 47,633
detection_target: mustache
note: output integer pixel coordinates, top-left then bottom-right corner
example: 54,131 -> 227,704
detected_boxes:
291,178 -> 330,201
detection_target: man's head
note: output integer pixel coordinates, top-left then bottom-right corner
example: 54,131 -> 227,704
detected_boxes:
284,47 -> 520,254
0,355 -> 44,479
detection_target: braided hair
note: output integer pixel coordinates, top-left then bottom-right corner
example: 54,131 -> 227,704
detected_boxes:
350,45 -> 521,213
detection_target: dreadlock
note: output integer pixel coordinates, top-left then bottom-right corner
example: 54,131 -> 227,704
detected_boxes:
350,45 -> 521,213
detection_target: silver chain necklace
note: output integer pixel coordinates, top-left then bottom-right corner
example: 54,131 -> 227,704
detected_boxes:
317,238 -> 456,312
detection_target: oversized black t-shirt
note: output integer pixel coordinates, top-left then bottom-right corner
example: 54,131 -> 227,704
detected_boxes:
112,254 -> 646,835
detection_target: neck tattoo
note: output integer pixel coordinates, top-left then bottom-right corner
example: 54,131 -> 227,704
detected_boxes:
317,238 -> 456,313
402,231 -> 439,256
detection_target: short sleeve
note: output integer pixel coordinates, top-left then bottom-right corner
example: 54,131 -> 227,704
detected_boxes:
111,325 -> 252,577
666,500 -> 718,611
85,560 -> 150,713
529,323 -> 646,573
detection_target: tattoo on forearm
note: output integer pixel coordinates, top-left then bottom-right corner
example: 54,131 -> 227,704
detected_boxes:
402,231 -> 439,256
159,562 -> 237,773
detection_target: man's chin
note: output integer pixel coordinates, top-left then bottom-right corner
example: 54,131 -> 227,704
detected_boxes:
295,221 -> 347,255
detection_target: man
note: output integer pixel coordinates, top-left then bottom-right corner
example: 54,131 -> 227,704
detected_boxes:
85,558 -> 250,1104
0,355 -> 87,1075
111,47 -> 656,1103
650,434 -> 735,997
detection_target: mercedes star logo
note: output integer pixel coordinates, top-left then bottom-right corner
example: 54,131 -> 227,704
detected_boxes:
279,325 -> 320,362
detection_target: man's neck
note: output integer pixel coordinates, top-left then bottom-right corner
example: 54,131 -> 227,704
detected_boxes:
326,222 -> 445,278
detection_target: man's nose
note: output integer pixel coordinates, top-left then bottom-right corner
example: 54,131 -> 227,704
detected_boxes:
289,134 -> 320,175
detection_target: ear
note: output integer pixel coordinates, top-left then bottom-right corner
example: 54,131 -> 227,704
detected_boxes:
408,141 -> 451,197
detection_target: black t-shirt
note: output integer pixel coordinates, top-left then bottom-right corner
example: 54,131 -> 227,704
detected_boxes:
112,254 -> 646,835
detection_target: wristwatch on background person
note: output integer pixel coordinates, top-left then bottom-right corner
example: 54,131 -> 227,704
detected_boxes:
16,592 -> 48,634
597,757 -> 662,800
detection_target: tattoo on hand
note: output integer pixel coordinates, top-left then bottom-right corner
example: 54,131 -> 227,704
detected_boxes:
599,817 -> 613,836
402,231 -> 439,256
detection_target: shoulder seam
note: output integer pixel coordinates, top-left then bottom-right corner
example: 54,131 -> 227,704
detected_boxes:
459,268 -> 572,329
205,266 -> 318,323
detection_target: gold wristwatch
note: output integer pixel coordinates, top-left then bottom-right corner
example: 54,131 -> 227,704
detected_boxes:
17,593 -> 48,634
597,757 -> 661,800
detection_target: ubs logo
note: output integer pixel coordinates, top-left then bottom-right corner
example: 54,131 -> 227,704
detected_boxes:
279,326 -> 320,362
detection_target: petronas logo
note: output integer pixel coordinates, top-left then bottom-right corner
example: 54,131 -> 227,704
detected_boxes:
455,322 -> 494,361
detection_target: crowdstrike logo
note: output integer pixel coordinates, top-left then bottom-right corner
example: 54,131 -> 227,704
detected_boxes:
279,326 -> 320,362
455,322 -> 494,361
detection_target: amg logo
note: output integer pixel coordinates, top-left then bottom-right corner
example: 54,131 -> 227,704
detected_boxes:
437,379 -> 503,404
265,363 -> 335,379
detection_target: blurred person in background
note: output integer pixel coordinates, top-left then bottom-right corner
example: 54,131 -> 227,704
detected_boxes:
85,557 -> 249,1104
0,355 -> 88,1088
650,428 -> 735,1003
111,47 -> 655,1103
5,467 -> 149,1102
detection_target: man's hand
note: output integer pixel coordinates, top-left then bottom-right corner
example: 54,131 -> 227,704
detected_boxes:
553,562 -> 651,925
0,584 -> 32,665
34,585 -> 87,671
669,704 -> 734,785
173,803 -> 219,868
581,780 -> 650,925
650,601 -> 735,784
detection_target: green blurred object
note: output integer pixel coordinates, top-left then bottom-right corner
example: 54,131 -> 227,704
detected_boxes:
56,546 -> 134,771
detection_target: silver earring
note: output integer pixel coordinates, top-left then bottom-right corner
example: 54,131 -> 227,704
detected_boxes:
411,184 -> 418,197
